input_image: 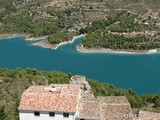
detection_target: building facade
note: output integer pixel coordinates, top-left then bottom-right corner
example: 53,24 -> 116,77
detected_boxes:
19,110 -> 75,120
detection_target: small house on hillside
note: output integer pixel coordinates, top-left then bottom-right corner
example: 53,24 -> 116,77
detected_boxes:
19,76 -> 132,120
18,84 -> 81,120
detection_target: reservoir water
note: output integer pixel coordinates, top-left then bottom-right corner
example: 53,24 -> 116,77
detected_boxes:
0,36 -> 160,94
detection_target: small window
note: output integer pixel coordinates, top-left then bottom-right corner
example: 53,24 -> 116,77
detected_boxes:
34,111 -> 40,116
63,113 -> 69,117
49,112 -> 55,117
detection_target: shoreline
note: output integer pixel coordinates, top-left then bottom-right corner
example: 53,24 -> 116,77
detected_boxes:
0,33 -> 85,50
25,36 -> 48,41
1,33 -> 159,54
0,33 -> 47,41
0,33 -> 29,40
76,44 -> 159,54
32,34 -> 85,50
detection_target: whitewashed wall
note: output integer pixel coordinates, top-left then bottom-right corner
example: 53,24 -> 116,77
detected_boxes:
19,110 -> 75,120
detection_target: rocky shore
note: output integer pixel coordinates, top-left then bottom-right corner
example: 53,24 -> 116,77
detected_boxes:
1,33 -> 159,54
0,33 -> 29,40
0,33 -> 47,41
25,36 -> 48,41
32,34 -> 85,50
76,44 -> 159,54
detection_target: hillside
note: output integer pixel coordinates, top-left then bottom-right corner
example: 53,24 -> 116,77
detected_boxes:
79,12 -> 160,51
0,0 -> 160,51
0,1 -> 160,120
0,68 -> 159,120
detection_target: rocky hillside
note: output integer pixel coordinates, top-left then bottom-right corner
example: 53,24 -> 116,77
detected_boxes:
0,68 -> 159,120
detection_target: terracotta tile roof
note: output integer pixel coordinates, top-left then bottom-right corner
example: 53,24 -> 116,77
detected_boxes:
97,96 -> 131,105
76,98 -> 101,120
97,96 -> 132,120
18,84 -> 80,112
132,110 -> 160,120
76,96 -> 132,120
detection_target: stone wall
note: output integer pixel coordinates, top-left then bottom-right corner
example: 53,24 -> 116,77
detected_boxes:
70,75 -> 95,99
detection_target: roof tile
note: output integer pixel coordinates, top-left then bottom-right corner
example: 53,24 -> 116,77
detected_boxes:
18,84 -> 80,112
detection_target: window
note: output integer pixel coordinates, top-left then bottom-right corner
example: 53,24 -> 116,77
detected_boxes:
34,111 -> 40,116
49,112 -> 55,117
63,113 -> 69,117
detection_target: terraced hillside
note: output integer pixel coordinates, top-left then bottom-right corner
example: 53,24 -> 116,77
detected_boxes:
0,0 -> 160,49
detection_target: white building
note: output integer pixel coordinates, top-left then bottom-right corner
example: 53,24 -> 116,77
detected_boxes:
19,84 -> 81,120
19,76 -> 132,120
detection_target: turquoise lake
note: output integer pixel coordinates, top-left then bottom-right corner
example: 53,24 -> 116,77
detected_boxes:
0,36 -> 160,94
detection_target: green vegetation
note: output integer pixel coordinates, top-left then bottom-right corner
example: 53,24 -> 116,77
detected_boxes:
80,13 -> 160,50
0,1 -> 160,119
1,0 -> 160,48
0,68 -> 159,120
0,10 -> 59,36
79,12 -> 125,34
0,105 -> 7,120
0,0 -> 16,13
83,32 -> 160,50
48,32 -> 75,44
88,79 -> 160,109
0,68 -> 71,120
109,15 -> 158,32
80,13 -> 158,34
0,5 -> 78,43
